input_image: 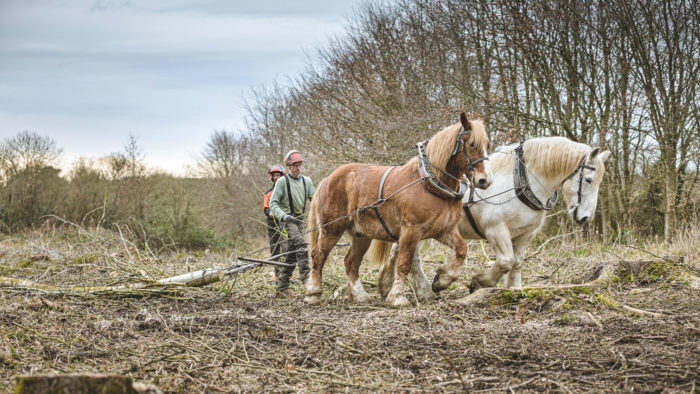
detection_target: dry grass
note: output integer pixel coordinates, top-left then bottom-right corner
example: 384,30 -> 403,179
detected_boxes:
1,226 -> 698,392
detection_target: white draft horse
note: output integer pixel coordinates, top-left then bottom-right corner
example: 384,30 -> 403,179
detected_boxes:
371,136 -> 610,298
305,113 -> 492,307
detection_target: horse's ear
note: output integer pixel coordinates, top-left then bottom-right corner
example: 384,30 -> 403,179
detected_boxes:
590,148 -> 611,162
460,112 -> 471,130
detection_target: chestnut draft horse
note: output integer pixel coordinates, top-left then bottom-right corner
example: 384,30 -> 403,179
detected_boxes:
304,113 -> 492,307
371,137 -> 611,299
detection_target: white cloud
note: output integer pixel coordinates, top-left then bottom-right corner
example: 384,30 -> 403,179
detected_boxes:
0,0 -> 363,174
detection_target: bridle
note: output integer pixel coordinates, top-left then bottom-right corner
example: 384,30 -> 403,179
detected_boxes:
564,154 -> 596,220
452,127 -> 489,178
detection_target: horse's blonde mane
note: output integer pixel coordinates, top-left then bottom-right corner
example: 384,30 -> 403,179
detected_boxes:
409,118 -> 489,179
491,137 -> 598,180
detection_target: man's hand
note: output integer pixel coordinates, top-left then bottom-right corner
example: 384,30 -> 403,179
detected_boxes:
281,214 -> 293,223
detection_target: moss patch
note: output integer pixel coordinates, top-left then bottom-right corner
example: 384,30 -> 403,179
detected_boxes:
495,286 -> 593,307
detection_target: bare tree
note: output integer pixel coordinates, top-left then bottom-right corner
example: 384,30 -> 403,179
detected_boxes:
0,130 -> 62,182
612,0 -> 700,243
198,130 -> 252,178
0,131 -> 64,231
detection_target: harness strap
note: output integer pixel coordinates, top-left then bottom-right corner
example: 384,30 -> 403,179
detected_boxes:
514,144 -> 558,211
373,167 -> 399,240
463,187 -> 485,239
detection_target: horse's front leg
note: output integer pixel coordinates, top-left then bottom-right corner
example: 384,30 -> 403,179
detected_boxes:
385,231 -> 420,308
505,234 -> 533,288
304,227 -> 343,304
469,223 -> 514,292
432,227 -> 467,292
379,241 -> 434,300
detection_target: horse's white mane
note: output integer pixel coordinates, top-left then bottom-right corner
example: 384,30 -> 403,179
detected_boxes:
490,137 -> 593,179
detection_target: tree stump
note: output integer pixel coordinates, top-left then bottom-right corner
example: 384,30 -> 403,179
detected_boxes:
14,374 -> 161,394
571,257 -> 699,288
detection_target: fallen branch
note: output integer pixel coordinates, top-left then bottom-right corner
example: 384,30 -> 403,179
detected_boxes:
584,311 -> 603,328
620,304 -> 663,317
0,242 -> 352,295
0,263 -> 260,295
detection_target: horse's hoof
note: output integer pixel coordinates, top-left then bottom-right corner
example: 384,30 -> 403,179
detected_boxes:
417,290 -> 437,301
378,284 -> 391,299
351,293 -> 374,303
432,275 -> 451,293
304,294 -> 321,305
469,279 -> 483,293
387,295 -> 411,308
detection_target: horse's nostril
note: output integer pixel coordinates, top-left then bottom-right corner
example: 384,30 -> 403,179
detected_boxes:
478,178 -> 487,187
578,216 -> 589,224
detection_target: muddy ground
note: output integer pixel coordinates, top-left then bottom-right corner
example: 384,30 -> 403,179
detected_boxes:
1,231 -> 699,392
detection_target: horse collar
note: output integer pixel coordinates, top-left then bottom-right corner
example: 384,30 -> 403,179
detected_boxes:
513,144 -> 558,211
416,140 -> 466,200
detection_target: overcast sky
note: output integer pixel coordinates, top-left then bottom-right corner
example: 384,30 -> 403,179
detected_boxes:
0,0 -> 365,175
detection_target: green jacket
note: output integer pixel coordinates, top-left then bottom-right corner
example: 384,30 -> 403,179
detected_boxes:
269,174 -> 315,221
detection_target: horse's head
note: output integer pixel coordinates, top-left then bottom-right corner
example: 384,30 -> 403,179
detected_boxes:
561,147 -> 611,224
456,112 -> 492,189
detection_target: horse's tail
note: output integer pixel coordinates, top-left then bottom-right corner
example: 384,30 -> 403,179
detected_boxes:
367,239 -> 394,266
307,179 -> 324,253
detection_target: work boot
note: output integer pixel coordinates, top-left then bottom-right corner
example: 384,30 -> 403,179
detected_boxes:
275,289 -> 293,299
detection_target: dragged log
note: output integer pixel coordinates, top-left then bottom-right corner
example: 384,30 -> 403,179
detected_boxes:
0,263 -> 260,296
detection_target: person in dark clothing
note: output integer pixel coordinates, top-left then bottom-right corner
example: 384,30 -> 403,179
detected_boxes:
263,164 -> 286,280
269,150 -> 315,297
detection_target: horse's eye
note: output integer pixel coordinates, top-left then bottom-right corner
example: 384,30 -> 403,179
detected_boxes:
469,142 -> 475,148
585,177 -> 593,184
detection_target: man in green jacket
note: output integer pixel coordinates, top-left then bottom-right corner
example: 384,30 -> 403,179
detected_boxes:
269,149 -> 315,297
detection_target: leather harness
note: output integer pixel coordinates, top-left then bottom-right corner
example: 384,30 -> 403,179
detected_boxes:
461,143 -> 596,239
369,125 -> 488,241
513,144 -> 559,211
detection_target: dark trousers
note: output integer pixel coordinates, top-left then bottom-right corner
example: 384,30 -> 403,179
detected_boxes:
276,220 -> 309,291
267,220 -> 286,278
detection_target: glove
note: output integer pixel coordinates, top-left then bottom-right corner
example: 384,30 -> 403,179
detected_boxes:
281,214 -> 293,223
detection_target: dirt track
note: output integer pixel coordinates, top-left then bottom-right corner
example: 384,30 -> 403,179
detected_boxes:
1,234 -> 699,392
